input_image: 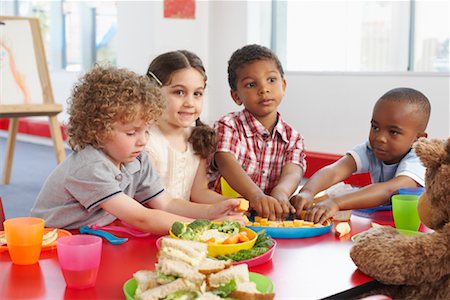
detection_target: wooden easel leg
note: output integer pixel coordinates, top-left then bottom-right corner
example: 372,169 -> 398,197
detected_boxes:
48,116 -> 66,163
2,118 -> 19,185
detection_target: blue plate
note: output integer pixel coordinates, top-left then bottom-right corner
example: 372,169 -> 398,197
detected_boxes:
353,205 -> 392,214
247,221 -> 332,239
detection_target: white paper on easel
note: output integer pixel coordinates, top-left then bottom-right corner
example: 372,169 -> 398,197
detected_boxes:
0,19 -> 44,105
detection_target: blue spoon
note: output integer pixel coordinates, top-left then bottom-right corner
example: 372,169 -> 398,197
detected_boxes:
79,226 -> 128,245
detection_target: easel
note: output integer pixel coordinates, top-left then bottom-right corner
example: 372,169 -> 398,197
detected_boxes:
0,16 -> 65,184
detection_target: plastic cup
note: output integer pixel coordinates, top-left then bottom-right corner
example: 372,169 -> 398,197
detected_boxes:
56,235 -> 102,289
3,217 -> 45,265
392,194 -> 421,231
220,177 -> 241,198
398,187 -> 425,196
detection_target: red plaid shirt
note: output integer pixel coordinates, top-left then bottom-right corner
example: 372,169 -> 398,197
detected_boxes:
208,109 -> 306,194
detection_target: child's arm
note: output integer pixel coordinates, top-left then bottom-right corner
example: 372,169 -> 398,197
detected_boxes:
307,175 -> 420,224
291,154 -> 356,218
190,159 -> 236,204
215,152 -> 287,220
100,192 -> 241,235
269,162 -> 303,217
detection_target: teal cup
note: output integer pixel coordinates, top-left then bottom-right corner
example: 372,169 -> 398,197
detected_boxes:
391,194 -> 421,231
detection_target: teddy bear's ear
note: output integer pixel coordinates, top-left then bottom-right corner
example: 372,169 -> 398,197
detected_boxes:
414,137 -> 448,169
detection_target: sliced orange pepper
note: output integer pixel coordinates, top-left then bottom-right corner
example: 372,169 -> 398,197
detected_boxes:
222,233 -> 240,244
205,237 -> 216,244
238,231 -> 249,242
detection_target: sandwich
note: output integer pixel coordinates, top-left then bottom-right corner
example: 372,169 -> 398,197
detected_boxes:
198,257 -> 233,275
207,264 -> 249,288
136,278 -> 197,300
207,264 -> 275,300
156,258 -> 205,286
159,237 -> 207,267
133,270 -> 159,298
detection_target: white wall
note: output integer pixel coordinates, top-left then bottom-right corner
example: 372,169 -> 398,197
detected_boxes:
33,1 -> 450,154
281,72 -> 449,154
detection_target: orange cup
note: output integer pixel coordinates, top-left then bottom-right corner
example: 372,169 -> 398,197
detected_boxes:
3,217 -> 45,265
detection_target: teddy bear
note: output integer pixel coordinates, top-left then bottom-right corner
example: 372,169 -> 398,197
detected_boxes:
350,137 -> 450,299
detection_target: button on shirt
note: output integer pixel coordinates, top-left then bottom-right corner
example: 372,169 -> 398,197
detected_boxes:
208,109 -> 306,194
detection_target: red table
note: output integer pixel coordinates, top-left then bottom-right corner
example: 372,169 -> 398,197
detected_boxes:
0,213 -> 402,300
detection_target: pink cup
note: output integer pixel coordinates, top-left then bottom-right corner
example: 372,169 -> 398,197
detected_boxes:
56,235 -> 102,289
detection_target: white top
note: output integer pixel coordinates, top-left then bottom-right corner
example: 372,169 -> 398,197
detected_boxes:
146,125 -> 200,201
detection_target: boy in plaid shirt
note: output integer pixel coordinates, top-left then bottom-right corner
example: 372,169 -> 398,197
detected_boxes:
209,44 -> 306,220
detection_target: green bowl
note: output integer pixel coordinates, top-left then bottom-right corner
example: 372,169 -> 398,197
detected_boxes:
123,272 -> 274,300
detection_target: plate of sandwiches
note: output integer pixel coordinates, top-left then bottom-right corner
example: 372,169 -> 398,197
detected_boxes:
124,237 -> 275,300
246,217 -> 332,239
0,228 -> 71,252
156,233 -> 276,268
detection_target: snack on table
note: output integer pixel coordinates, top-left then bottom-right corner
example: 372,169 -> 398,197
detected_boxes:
247,216 -> 330,228
0,228 -> 59,246
236,199 -> 249,212
133,237 -> 275,300
335,222 -> 351,237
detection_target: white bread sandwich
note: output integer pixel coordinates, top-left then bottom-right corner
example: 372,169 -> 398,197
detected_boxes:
133,270 -> 159,298
159,237 -> 207,267
156,258 -> 205,286
207,264 -> 275,300
198,257 -> 233,275
231,282 -> 275,300
136,278 -> 197,300
207,264 -> 249,288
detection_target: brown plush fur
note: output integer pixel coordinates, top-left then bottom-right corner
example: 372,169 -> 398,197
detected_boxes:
350,137 -> 450,299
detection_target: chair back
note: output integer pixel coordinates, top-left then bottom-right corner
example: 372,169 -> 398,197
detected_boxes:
220,177 -> 241,198
0,197 -> 5,230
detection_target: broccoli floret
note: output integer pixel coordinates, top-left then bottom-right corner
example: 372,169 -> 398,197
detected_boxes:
179,227 -> 198,241
171,221 -> 186,237
217,220 -> 241,234
186,219 -> 211,234
210,223 -> 220,230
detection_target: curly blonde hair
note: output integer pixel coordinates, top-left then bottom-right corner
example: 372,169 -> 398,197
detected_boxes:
67,65 -> 165,151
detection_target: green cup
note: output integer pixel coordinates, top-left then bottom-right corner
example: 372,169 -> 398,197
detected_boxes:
392,194 -> 421,231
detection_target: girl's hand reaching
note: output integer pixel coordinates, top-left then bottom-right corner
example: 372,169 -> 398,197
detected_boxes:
207,198 -> 243,220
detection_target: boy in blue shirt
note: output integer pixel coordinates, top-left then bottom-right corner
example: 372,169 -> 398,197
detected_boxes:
292,87 -> 430,224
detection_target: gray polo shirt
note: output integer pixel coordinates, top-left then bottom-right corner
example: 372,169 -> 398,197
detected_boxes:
348,141 -> 425,186
31,146 -> 164,229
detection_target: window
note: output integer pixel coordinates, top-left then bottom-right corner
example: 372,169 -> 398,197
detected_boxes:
15,0 -> 117,71
273,0 -> 449,73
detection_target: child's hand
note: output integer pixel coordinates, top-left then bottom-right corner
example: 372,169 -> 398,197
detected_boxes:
251,194 -> 289,220
207,198 -> 242,220
213,213 -> 246,225
290,191 -> 315,218
305,198 -> 339,224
